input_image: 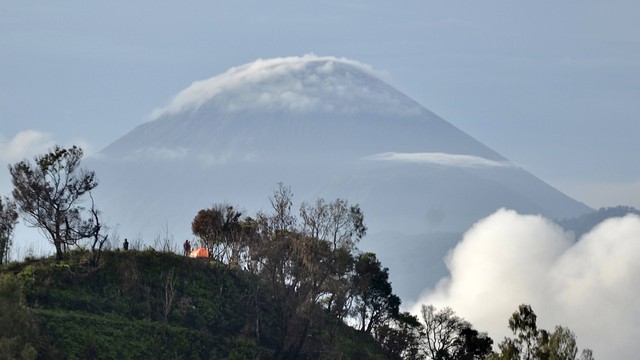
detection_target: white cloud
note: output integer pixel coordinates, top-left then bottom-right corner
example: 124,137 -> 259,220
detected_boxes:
149,54 -> 421,119
411,209 -> 640,359
0,131 -> 56,195
366,152 -> 512,168
0,130 -> 56,163
127,146 -> 189,161
0,131 -> 94,195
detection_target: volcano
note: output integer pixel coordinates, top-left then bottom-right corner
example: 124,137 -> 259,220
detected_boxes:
93,55 -> 591,300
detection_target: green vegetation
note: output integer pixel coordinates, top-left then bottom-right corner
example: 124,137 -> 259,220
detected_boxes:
1,249 -> 387,359
0,196 -> 18,265
488,304 -> 594,360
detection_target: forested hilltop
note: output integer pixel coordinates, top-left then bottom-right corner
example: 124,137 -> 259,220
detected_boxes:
0,146 -> 594,359
1,249 -> 390,359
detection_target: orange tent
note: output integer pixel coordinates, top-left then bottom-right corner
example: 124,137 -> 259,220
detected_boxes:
189,247 -> 210,258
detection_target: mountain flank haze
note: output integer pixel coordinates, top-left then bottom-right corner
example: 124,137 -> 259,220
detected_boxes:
92,55 -> 592,301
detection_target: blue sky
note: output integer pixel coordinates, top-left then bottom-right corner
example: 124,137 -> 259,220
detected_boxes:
2,1 -> 639,208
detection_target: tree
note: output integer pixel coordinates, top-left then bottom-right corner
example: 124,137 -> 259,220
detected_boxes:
376,312 -> 423,360
490,304 -> 594,360
0,197 -> 19,265
544,326 -> 578,360
454,325 -> 494,360
421,305 -> 463,359
420,305 -> 492,360
192,207 -> 224,256
269,183 -> 296,233
298,197 -> 366,315
9,145 -> 99,261
85,192 -> 109,268
351,252 -> 400,334
299,197 -> 367,251
191,204 -> 244,265
508,304 -> 539,360
233,185 -> 377,358
579,349 -> 594,360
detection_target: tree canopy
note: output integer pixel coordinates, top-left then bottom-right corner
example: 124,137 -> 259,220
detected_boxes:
489,304 -> 594,360
9,145 -> 101,261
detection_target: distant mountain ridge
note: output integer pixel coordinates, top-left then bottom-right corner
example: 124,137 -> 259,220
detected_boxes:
559,205 -> 640,238
91,55 -> 592,301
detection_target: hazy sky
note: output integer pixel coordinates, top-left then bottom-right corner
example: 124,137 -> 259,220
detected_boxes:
2,1 -> 639,208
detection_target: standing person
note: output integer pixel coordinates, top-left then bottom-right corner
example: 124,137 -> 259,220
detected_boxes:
123,238 -> 129,251
183,239 -> 191,256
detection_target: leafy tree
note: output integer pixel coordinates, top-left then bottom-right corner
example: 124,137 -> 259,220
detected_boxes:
299,197 -> 367,251
299,197 -> 366,316
508,304 -> 539,360
491,338 -> 520,360
544,326 -> 578,360
9,145 -> 100,261
376,312 -> 423,360
189,185 -> 405,358
0,196 -> 19,265
191,204 -> 245,265
352,252 -> 400,334
454,325 -> 494,360
192,207 -> 223,254
490,304 -> 594,360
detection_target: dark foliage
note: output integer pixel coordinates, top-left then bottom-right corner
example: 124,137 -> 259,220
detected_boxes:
2,249 -> 386,359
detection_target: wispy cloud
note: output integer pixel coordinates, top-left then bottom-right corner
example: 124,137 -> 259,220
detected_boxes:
411,209 -> 640,359
365,152 -> 512,168
0,131 -> 56,194
127,146 -> 189,161
0,130 -> 56,163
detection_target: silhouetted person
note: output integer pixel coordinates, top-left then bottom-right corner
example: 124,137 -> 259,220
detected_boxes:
123,238 -> 129,251
183,239 -> 191,256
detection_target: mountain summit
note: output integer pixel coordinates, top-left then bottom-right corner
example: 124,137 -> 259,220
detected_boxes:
94,55 -> 591,300
150,55 -> 422,118
102,55 -> 503,164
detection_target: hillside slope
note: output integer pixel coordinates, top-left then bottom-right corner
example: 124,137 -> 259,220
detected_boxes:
1,250 -> 385,359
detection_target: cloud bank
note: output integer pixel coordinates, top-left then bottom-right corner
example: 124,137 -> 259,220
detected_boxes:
366,152 -> 511,168
412,209 -> 640,359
